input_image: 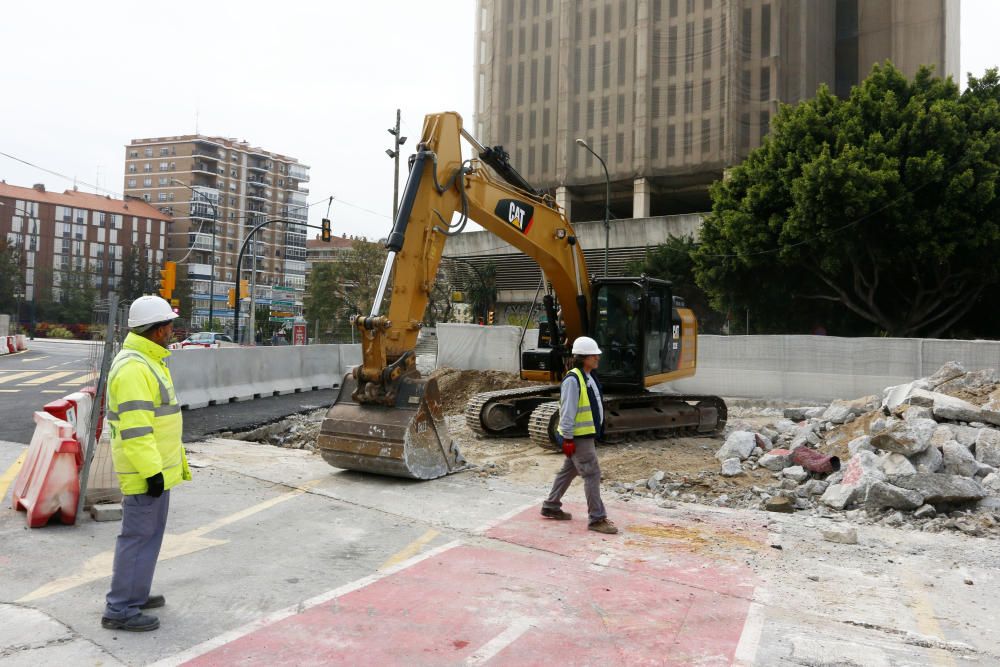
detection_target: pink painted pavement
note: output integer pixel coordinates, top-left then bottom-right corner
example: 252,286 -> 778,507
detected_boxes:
183,503 -> 765,666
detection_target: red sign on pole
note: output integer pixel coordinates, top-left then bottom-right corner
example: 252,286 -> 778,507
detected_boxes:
292,323 -> 307,346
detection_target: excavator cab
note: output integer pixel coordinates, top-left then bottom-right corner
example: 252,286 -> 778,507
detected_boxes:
589,276 -> 688,392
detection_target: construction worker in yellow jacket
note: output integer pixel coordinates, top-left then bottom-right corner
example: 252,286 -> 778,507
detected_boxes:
102,295 -> 191,633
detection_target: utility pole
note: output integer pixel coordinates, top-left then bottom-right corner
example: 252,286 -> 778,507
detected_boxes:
386,109 -> 407,220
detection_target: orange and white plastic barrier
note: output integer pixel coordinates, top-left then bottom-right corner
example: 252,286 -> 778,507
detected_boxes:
11,412 -> 82,528
15,334 -> 26,351
42,387 -> 99,443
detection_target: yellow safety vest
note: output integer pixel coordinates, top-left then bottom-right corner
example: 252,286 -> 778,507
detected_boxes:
560,367 -> 597,438
107,332 -> 190,495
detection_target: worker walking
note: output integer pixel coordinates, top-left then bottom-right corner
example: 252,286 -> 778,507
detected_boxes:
541,336 -> 618,534
101,296 -> 191,632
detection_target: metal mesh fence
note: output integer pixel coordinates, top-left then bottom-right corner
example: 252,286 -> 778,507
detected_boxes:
79,297 -> 130,508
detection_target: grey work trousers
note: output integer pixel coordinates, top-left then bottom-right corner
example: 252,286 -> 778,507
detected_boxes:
542,437 -> 607,524
104,490 -> 170,620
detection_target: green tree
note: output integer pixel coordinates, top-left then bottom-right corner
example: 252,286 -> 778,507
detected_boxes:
0,239 -> 21,315
694,64 -> 1000,338
627,236 -> 727,334
304,239 -> 389,342
120,247 -> 139,301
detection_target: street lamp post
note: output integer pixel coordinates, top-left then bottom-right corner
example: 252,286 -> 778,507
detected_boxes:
172,179 -> 217,330
386,109 -> 407,221
574,138 -> 611,277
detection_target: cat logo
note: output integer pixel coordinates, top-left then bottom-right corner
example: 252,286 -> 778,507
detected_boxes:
494,198 -> 535,234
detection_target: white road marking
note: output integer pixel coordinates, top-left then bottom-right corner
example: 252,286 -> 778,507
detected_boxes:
465,618 -> 536,665
733,587 -> 768,667
471,499 -> 542,535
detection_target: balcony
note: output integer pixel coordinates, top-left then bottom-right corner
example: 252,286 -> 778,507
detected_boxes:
192,162 -> 216,175
289,164 -> 309,182
248,162 -> 268,172
188,233 -> 216,252
192,150 -> 220,161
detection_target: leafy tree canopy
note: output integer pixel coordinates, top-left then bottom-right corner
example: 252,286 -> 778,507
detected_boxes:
693,64 -> 1000,337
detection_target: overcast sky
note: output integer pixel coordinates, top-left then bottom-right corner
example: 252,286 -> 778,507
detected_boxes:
1,1 -> 997,240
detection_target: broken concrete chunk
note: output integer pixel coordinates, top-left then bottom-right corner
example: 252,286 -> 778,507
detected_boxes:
820,483 -> 856,510
953,425 -> 982,448
720,458 -> 743,477
754,432 -> 773,451
879,452 -> 916,476
823,396 -> 877,425
647,470 -> 666,489
903,405 -> 935,422
883,382 -> 936,414
930,425 -> 956,448
783,407 -> 825,421
909,444 -> 944,473
942,441 -> 979,478
932,394 -> 984,424
774,419 -> 797,434
870,418 -> 935,457
716,431 -> 756,461
974,428 -> 1000,468
848,435 -> 875,456
936,368 -> 1000,397
913,504 -> 937,519
759,449 -> 793,471
982,472 -> 1000,493
926,361 -> 967,388
821,526 -> 858,544
782,465 -> 809,483
886,473 -> 988,505
864,481 -> 924,510
803,479 -> 829,496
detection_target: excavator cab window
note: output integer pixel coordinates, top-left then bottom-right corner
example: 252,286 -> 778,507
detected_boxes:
645,284 -> 674,374
592,283 -> 643,382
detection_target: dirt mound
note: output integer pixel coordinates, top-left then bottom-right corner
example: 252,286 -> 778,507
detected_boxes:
429,367 -> 545,415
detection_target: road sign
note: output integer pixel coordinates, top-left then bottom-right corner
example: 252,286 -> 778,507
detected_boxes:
292,322 -> 307,345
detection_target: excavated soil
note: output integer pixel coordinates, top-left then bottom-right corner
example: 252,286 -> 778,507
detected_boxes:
429,368 -> 545,415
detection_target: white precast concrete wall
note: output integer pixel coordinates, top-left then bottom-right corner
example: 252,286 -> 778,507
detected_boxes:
167,344 -> 362,409
0,314 -> 9,337
435,324 -> 539,373
432,328 -> 1000,401
664,335 -> 1000,401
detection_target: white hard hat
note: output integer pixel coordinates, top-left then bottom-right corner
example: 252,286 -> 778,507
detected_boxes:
571,336 -> 602,355
128,295 -> 178,329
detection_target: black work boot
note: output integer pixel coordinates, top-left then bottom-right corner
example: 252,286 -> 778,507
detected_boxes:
101,614 -> 160,632
140,595 -> 165,610
541,508 -> 572,520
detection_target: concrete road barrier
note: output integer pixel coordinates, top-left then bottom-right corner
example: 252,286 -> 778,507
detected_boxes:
167,344 -> 361,409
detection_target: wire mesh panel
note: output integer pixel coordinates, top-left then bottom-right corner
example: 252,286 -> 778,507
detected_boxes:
79,297 -> 130,509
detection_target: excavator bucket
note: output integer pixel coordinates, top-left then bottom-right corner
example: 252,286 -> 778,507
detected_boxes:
317,373 -> 466,480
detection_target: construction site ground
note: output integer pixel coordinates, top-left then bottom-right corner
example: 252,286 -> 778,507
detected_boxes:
3,368 -> 999,665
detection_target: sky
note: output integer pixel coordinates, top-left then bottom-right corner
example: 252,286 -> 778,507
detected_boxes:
1,1 -> 997,241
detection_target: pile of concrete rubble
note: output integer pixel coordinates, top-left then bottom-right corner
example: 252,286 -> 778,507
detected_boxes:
716,361 -> 1000,536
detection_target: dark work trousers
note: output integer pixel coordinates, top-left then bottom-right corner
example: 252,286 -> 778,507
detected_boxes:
104,490 -> 170,620
542,437 -> 607,524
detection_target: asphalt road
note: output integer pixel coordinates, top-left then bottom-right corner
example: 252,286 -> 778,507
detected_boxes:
0,338 -> 339,445
0,339 -> 97,444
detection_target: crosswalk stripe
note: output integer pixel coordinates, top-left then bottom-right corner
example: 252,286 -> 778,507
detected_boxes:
0,371 -> 43,385
20,371 -> 75,386
59,371 -> 98,386
22,355 -> 49,362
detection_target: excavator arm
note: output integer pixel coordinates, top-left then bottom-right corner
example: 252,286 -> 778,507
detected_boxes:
351,111 -> 589,406
318,111 -> 590,479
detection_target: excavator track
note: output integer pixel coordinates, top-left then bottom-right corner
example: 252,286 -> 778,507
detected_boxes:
527,392 -> 727,450
464,385 -> 560,438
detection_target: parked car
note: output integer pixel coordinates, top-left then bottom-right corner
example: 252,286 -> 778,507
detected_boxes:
178,332 -> 237,349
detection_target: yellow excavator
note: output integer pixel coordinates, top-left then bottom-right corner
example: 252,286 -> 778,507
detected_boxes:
317,111 -> 725,479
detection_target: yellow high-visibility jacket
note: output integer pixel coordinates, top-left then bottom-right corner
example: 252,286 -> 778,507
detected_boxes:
107,332 -> 191,495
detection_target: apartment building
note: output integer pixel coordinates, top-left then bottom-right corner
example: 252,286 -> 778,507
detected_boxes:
0,181 -> 170,312
122,135 -> 310,330
474,0 -> 959,220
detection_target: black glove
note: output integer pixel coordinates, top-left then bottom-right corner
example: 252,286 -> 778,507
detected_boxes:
146,472 -> 165,498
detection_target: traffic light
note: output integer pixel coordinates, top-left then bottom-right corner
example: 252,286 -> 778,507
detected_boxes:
487,310 -> 495,325
321,218 -> 331,242
227,288 -> 236,308
159,261 -> 176,300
